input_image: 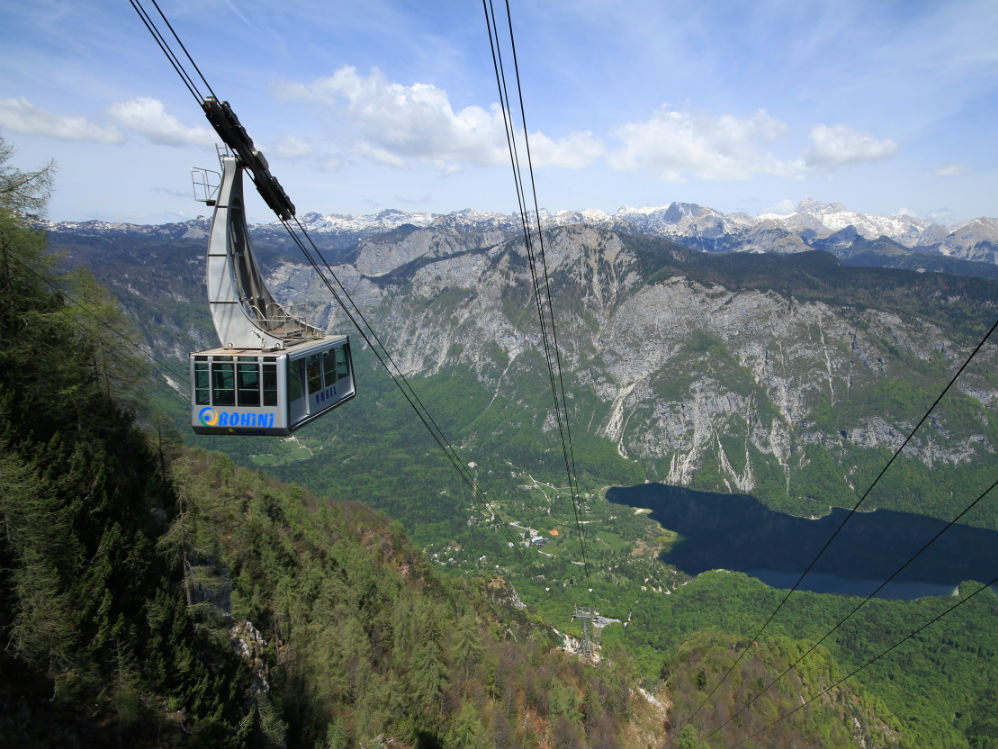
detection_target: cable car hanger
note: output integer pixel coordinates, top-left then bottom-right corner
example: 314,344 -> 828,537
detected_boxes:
188,97 -> 355,436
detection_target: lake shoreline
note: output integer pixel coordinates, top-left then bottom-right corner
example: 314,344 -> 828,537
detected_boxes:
607,482 -> 998,601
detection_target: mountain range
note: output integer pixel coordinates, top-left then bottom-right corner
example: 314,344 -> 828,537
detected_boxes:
45,197 -> 997,274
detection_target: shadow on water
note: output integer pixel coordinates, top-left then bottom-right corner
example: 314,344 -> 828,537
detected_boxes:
607,483 -> 998,600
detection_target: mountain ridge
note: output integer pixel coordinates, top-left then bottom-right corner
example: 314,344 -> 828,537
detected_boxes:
40,197 -> 997,269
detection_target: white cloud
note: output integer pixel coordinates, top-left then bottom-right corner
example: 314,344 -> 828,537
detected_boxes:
319,157 -> 343,173
928,209 -> 956,224
0,97 -> 123,143
357,142 -> 406,168
529,130 -> 605,169
273,135 -> 314,159
935,163 -> 966,177
275,66 -> 505,168
770,198 -> 797,214
274,66 -> 604,171
805,124 -> 898,167
608,106 -> 799,181
107,97 -> 216,147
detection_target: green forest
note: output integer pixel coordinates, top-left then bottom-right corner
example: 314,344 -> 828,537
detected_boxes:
2,140 -> 996,748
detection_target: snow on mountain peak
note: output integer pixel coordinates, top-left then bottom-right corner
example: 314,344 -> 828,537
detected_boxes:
755,197 -> 946,247
42,197 -> 995,266
286,200 -> 990,258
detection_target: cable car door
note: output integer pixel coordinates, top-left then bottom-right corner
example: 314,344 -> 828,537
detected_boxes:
287,357 -> 308,426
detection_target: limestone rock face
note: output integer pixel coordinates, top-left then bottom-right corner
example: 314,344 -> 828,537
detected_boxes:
263,222 -> 996,500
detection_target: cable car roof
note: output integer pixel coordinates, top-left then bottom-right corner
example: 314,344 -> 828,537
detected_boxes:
193,335 -> 349,359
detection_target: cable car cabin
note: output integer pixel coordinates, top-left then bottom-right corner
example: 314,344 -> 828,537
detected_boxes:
190,336 -> 355,435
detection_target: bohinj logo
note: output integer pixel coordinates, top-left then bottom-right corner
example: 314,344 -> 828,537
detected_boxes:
198,407 -> 275,429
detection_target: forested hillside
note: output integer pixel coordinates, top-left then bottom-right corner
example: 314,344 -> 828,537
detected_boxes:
1,161 -> 255,745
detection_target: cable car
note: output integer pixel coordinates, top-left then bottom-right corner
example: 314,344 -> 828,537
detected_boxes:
189,99 -> 355,435
191,338 -> 354,435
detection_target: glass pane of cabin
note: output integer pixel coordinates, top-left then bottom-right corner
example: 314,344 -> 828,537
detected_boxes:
194,361 -> 210,405
336,346 -> 349,379
306,353 -> 322,394
262,363 -> 277,406
237,363 -> 260,407
212,362 -> 235,406
287,359 -> 304,403
288,359 -> 307,424
323,350 -> 337,386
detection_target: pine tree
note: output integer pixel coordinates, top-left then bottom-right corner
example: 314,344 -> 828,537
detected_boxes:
450,613 -> 483,683
0,136 -> 53,217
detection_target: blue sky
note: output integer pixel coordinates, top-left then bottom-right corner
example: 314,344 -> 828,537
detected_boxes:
1,0 -> 995,225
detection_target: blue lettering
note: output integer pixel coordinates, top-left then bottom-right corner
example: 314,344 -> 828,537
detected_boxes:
310,385 -> 345,408
218,412 -> 276,429
315,385 -> 338,402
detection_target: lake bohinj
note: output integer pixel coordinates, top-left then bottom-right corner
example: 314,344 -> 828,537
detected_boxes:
607,484 -> 997,600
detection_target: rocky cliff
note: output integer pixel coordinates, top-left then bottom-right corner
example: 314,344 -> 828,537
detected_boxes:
257,221 -> 996,522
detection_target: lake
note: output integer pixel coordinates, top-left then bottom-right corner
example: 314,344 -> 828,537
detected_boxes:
606,483 -> 997,600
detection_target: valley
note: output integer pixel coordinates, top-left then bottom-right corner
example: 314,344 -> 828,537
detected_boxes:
40,201 -> 998,747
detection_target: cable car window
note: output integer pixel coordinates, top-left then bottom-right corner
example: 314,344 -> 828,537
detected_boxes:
336,346 -> 350,379
288,359 -> 304,403
323,350 -> 338,386
306,353 -> 322,394
237,359 -> 260,407
212,360 -> 235,406
194,359 -> 210,405
262,362 -> 277,406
